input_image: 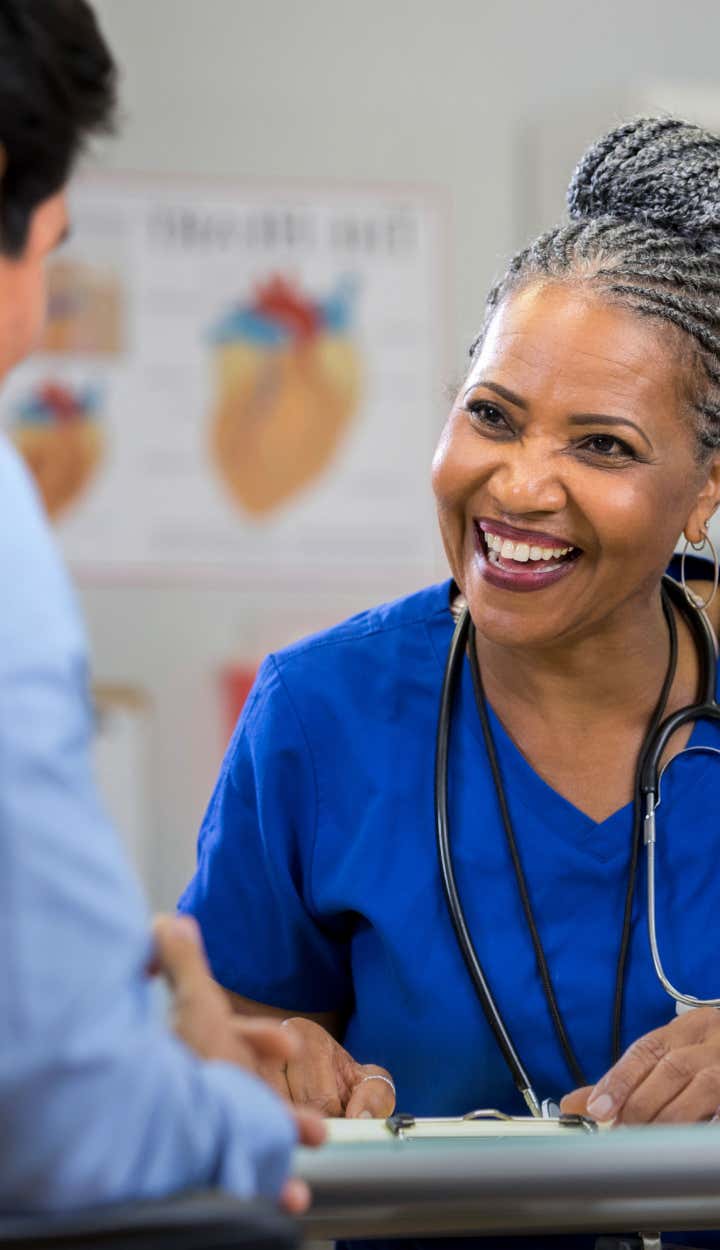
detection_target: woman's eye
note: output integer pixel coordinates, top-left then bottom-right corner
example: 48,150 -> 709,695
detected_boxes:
466,400 -> 510,432
578,433 -> 635,459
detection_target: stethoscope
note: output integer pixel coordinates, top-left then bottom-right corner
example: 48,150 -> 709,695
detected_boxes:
435,574 -> 720,1118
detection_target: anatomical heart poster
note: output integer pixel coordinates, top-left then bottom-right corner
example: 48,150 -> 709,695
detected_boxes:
0,176 -> 445,585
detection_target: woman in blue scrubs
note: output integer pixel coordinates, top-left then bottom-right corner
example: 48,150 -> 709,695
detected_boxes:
180,115 -> 720,1149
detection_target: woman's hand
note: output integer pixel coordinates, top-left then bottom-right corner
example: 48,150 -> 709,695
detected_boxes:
256,1016 -> 396,1119
561,1007 -> 720,1124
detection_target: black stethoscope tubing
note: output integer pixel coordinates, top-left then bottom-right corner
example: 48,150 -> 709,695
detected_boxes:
640,578 -> 719,789
434,574 -> 718,1116
434,600 -> 542,1112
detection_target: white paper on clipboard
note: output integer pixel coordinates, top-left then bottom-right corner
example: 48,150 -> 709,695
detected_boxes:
325,1112 -> 606,1143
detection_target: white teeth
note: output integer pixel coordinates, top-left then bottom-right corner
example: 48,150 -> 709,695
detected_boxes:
483,530 -> 574,564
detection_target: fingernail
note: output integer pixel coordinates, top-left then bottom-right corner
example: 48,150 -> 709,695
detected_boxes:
586,1092 -> 615,1121
358,1110 -> 373,1119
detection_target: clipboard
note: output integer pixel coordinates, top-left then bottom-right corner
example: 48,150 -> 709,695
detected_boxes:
325,1109 -> 603,1142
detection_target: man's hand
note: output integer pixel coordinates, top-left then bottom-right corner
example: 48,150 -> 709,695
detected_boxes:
254,1016 -> 396,1119
277,1108 -> 325,1214
561,1007 -> 720,1124
151,914 -> 325,1212
152,914 -> 296,1071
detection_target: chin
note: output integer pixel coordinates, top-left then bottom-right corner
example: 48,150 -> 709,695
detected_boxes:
462,577 -> 567,649
471,609 -> 558,650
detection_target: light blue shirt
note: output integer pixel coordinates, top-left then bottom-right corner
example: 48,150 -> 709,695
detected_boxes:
0,435 -> 295,1212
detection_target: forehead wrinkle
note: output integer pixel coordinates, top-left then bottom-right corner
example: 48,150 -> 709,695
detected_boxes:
550,343 -> 672,391
484,324 -> 666,379
477,329 -> 677,409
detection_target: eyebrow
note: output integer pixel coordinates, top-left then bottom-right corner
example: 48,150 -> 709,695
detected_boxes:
468,379 -> 529,410
467,379 -> 653,451
568,413 -> 653,452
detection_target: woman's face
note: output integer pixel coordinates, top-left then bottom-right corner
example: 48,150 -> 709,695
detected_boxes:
432,282 -> 720,649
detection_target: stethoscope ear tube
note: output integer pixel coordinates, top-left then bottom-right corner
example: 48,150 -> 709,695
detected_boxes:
434,605 -> 542,1117
639,576 -> 720,800
639,702 -> 720,799
640,576 -> 720,1009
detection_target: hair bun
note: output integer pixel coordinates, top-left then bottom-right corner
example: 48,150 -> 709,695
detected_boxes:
566,116 -> 720,242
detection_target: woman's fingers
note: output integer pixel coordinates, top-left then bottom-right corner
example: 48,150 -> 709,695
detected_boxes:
248,1015 -> 393,1120
280,1018 -> 346,1114
285,1048 -> 345,1115
587,1027 -> 672,1122
559,1086 -> 593,1116
581,1009 -> 720,1124
656,1065 -> 720,1123
619,1044 -> 720,1123
345,1065 -> 396,1119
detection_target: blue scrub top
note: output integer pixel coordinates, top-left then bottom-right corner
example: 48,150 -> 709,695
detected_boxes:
180,575 -> 720,1249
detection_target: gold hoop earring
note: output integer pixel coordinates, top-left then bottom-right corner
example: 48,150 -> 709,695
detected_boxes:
680,525 -> 720,612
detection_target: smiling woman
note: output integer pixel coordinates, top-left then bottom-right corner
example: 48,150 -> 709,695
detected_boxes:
433,284 -> 719,658
180,118 -> 720,1250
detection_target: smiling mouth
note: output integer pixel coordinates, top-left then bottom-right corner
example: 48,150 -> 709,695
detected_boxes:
475,520 -> 582,585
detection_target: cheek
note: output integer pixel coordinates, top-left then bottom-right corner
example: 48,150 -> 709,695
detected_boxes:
24,267 -> 48,349
432,421 -> 472,575
431,417 -> 479,509
581,468 -> 691,563
10,263 -> 48,362
430,422 -> 452,504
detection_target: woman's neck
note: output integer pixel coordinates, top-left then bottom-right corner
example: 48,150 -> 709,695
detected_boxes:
468,587 -> 697,823
474,589 -> 675,729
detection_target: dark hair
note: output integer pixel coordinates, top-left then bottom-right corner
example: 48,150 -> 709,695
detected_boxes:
0,0 -> 116,256
471,117 -> 720,458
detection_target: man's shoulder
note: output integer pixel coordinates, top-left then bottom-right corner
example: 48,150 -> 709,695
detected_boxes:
0,432 -> 59,556
0,433 -> 85,666
0,432 -> 37,502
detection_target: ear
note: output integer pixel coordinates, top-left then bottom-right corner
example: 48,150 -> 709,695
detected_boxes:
683,454 -> 720,544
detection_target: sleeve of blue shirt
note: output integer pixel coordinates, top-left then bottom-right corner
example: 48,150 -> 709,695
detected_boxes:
179,652 -> 351,1013
0,436 -> 295,1211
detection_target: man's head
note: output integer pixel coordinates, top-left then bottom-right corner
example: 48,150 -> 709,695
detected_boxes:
0,0 -> 115,372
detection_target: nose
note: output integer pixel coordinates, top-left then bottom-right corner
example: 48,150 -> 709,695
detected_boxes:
487,440 -> 567,517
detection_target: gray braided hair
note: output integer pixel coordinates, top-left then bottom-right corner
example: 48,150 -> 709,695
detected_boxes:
471,117 -> 720,457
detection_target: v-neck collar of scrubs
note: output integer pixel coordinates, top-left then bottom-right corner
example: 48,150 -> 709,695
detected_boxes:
425,582 -> 719,865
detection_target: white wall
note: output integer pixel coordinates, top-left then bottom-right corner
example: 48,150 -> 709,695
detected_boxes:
82,0 -> 720,908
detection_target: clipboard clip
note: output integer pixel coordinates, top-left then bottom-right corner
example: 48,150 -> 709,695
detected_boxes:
386,1109 -> 598,1136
